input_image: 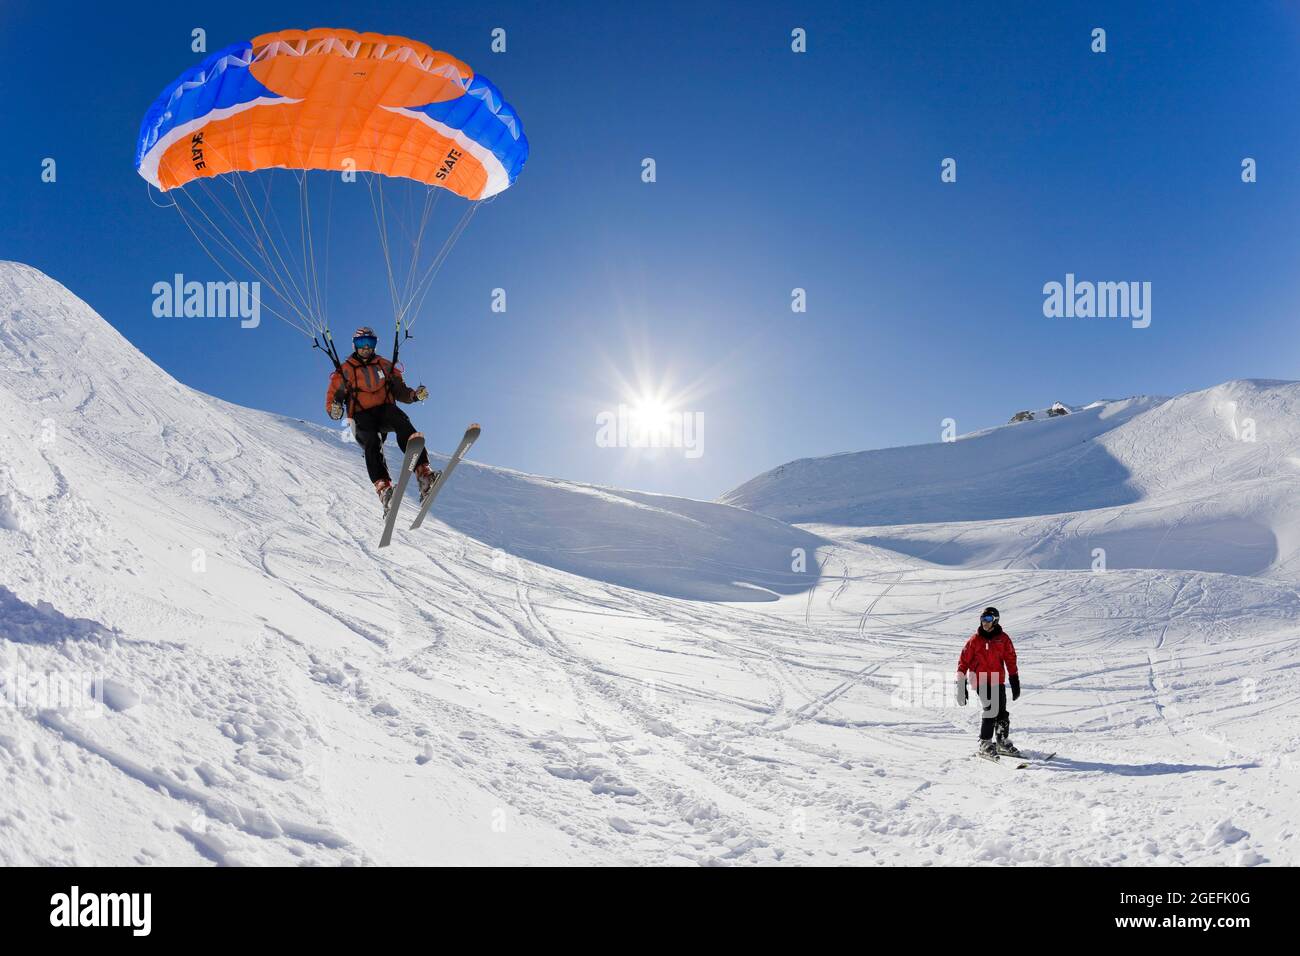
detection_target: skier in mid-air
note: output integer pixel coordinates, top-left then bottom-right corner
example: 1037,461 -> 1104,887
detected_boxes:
326,326 -> 439,514
955,607 -> 1022,758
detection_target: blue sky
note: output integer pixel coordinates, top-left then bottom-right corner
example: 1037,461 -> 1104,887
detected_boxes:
3,1 -> 1299,499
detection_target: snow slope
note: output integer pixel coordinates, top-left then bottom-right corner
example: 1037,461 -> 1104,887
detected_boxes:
723,384 -> 1300,579
2,261 -> 1297,866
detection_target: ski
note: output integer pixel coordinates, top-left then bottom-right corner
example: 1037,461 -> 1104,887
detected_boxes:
409,423 -> 481,531
1012,750 -> 1058,763
377,432 -> 426,548
974,751 -> 1030,770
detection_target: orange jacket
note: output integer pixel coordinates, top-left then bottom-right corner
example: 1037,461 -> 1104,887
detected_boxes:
326,355 -> 417,417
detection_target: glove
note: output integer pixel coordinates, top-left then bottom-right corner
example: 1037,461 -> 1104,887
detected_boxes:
1009,673 -> 1021,701
414,385 -> 429,402
327,402 -> 344,421
955,675 -> 968,706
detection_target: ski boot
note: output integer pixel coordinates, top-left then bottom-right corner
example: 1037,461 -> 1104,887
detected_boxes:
995,720 -> 1022,756
416,464 -> 441,503
977,739 -> 999,761
995,739 -> 1023,758
994,716 -> 1021,756
375,479 -> 395,517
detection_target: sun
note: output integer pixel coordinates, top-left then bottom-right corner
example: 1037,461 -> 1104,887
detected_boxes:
629,395 -> 674,436
599,349 -> 709,458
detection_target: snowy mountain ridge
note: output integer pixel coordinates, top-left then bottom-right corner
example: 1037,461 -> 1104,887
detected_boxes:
722,378 -> 1300,580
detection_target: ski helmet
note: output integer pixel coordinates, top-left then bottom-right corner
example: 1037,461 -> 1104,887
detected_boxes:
352,326 -> 378,351
980,606 -> 1000,624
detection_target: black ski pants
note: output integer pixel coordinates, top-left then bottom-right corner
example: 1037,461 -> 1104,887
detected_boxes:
352,403 -> 429,484
975,682 -> 1011,742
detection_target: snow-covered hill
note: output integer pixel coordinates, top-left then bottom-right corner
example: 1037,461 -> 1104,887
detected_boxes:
2,261 -> 1296,866
722,383 -> 1300,579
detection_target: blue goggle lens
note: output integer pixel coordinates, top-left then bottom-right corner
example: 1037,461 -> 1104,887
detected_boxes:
981,614 -> 997,622
354,337 -> 377,350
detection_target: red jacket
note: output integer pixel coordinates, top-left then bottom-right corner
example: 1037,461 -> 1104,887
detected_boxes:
957,629 -> 1018,686
325,355 -> 417,417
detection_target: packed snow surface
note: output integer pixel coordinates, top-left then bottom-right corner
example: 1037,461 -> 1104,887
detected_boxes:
1,261 -> 1296,865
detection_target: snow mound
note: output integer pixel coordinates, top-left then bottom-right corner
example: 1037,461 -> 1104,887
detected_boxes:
722,381 -> 1300,578
0,260 -> 824,604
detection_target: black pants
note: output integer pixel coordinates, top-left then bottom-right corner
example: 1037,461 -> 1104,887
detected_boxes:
352,404 -> 429,484
976,683 -> 1011,742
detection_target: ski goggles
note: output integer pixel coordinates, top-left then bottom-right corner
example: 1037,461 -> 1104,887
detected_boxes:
353,336 -> 378,350
981,613 -> 999,623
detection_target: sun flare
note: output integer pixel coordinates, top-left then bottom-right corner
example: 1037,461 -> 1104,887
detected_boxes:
628,395 -> 675,436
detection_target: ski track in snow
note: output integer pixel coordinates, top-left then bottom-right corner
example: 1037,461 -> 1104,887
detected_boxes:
1,261 -> 1298,865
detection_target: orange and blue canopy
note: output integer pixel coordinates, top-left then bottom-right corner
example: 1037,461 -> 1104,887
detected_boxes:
136,27 -> 528,200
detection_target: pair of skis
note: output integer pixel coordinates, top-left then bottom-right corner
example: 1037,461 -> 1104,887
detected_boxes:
377,424 -> 480,549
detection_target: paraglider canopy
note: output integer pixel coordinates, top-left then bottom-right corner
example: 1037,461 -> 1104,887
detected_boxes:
135,27 -> 528,362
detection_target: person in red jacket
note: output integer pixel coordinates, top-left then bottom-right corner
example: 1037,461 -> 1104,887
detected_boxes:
955,606 -> 1022,757
326,327 -> 439,514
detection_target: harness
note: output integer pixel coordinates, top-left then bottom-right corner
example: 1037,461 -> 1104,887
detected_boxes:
338,356 -> 395,417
